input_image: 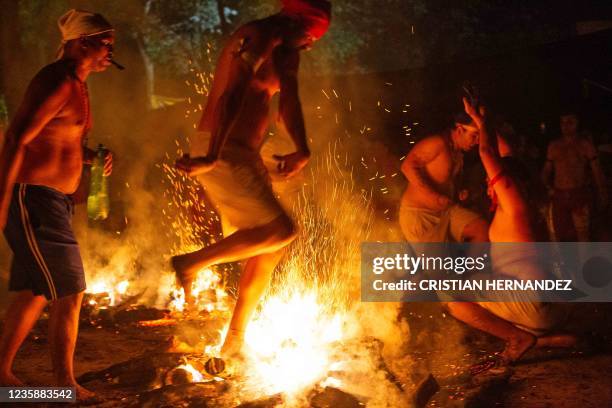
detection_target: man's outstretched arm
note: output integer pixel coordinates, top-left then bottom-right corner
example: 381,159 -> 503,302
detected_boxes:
401,137 -> 450,208
277,50 -> 310,177
0,73 -> 70,229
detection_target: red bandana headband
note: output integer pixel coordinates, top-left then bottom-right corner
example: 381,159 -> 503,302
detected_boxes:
281,0 -> 332,39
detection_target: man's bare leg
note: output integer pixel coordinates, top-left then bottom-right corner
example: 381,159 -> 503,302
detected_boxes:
446,302 -> 535,362
221,250 -> 285,358
0,291 -> 47,386
172,215 -> 295,301
48,292 -> 94,400
461,218 -> 489,243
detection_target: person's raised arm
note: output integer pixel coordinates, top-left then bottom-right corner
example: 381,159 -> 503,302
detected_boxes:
463,97 -> 526,215
275,50 -> 309,178
0,72 -> 71,228
176,26 -> 280,176
401,136 -> 450,209
462,98 -> 502,178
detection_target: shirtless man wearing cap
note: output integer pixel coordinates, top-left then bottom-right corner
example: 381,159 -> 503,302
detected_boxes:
0,9 -> 114,399
172,0 -> 331,357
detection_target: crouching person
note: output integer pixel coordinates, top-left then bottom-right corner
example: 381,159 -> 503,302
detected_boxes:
444,98 -> 575,374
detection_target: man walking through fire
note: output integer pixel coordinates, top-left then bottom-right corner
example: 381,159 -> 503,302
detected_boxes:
0,9 -> 114,400
171,0 -> 331,359
399,113 -> 489,243
444,98 -> 575,374
541,111 -> 608,241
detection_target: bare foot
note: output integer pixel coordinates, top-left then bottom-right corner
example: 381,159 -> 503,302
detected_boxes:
536,333 -> 578,349
59,382 -> 99,404
0,371 -> 25,386
184,295 -> 198,312
501,330 -> 536,363
218,333 -> 247,378
171,255 -> 199,302
75,384 -> 96,401
75,384 -> 101,404
221,329 -> 245,360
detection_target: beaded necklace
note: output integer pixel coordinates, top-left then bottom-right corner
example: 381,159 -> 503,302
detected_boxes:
77,78 -> 90,145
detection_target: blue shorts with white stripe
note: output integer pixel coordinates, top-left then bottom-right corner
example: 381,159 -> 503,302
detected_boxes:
3,184 -> 86,300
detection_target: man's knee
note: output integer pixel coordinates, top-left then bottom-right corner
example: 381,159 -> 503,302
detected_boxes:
51,291 -> 84,310
268,215 -> 297,246
444,301 -> 460,314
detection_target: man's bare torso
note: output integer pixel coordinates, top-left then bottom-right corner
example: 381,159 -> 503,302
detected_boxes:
402,132 -> 462,209
14,61 -> 90,194
200,22 -> 294,152
549,137 -> 593,190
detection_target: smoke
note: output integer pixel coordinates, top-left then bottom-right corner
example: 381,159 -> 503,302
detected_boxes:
252,81 -> 417,404
75,31 -> 424,402
0,3 -> 463,403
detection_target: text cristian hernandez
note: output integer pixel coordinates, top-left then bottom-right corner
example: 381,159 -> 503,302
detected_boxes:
372,279 -> 573,291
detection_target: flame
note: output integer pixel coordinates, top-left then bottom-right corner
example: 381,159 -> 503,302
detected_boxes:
168,267 -> 229,313
78,67 -> 412,403
224,135 -> 379,401
116,280 -> 129,295
176,363 -> 204,382
88,280 -> 109,294
87,279 -> 131,306
243,291 -> 345,395
320,376 -> 342,389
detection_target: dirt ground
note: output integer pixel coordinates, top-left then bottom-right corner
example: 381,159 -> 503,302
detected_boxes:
3,302 -> 611,407
403,302 -> 612,407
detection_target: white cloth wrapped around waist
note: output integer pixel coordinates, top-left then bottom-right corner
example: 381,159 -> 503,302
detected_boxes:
194,139 -> 287,234
478,243 -> 565,335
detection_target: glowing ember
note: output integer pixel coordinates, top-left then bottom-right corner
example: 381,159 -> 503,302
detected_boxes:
137,318 -> 177,327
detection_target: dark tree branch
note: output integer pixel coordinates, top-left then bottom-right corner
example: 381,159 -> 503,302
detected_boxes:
216,0 -> 229,35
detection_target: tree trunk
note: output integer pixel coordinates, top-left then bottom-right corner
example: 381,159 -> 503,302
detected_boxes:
216,0 -> 229,36
0,0 -> 22,115
135,33 -> 155,111
137,0 -> 155,110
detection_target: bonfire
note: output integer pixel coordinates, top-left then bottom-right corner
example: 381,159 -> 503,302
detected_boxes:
77,70 -> 420,406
